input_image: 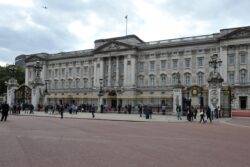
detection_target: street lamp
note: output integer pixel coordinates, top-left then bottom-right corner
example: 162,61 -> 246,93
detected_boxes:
44,79 -> 49,94
98,78 -> 104,113
7,64 -> 16,78
209,54 -> 222,73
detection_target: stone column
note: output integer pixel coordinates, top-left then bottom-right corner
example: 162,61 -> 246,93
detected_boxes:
6,78 -> 19,107
123,55 -> 128,87
108,57 -> 111,86
25,67 -> 29,85
116,57 -> 119,86
220,46 -> 228,85
208,87 -> 221,111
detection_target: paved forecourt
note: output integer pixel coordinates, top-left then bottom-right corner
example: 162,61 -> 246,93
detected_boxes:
0,115 -> 250,167
18,111 -> 189,122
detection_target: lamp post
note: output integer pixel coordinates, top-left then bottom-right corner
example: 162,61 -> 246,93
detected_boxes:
7,64 -> 16,78
207,54 -> 224,115
209,54 -> 222,74
98,78 -> 104,113
33,61 -> 43,84
44,79 -> 49,94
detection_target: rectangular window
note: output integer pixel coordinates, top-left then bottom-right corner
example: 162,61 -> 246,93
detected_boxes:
55,69 -> 58,77
76,67 -> 80,75
68,68 -> 72,77
228,72 -> 235,84
61,68 -> 65,77
150,61 -> 155,71
48,70 -> 52,78
83,66 -> 88,74
240,52 -> 247,64
161,60 -> 166,69
139,62 -> 144,72
172,59 -> 178,69
197,57 -> 204,67
228,54 -> 235,65
185,58 -> 191,68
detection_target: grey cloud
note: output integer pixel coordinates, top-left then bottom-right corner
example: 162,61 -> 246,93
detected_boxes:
0,0 -> 250,64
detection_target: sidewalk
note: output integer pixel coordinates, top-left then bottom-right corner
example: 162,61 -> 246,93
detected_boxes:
16,111 -> 189,123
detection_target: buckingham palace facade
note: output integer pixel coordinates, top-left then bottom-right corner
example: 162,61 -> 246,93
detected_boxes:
23,26 -> 250,113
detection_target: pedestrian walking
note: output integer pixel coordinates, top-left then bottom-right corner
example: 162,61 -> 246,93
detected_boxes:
206,106 -> 212,123
29,104 -> 34,114
193,107 -> 198,120
176,105 -> 182,120
199,107 -> 205,123
1,102 -> 10,122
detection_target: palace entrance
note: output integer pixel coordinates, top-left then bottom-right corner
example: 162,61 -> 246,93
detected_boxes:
15,85 -> 32,104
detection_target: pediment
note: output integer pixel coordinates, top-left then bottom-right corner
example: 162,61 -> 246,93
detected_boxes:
94,41 -> 136,53
220,28 -> 250,40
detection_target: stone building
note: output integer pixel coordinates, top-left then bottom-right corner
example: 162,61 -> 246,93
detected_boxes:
24,26 -> 250,114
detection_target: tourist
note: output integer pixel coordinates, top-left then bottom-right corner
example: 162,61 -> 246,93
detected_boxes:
1,102 -> 10,122
193,107 -> 198,120
59,104 -> 64,119
149,105 -> 153,119
206,106 -> 212,123
91,104 -> 95,118
161,104 -> 166,115
143,105 -> 148,119
176,105 -> 182,120
128,104 -> 132,114
29,104 -> 34,114
138,104 -> 143,117
199,107 -> 205,123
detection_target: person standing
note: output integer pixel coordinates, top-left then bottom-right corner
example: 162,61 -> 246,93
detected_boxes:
193,107 -> 198,120
91,104 -> 95,118
144,105 -> 149,119
138,104 -> 143,117
59,104 -> 64,119
161,104 -> 166,115
206,106 -> 212,123
176,105 -> 182,120
1,102 -> 10,122
149,105 -> 153,119
29,104 -> 34,114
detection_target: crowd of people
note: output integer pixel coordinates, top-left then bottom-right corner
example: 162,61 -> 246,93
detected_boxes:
177,104 -> 222,123
1,100 -> 223,122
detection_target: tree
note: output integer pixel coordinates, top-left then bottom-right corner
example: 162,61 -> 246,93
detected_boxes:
0,65 -> 25,95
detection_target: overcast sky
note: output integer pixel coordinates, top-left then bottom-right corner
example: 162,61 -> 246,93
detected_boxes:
0,0 -> 250,65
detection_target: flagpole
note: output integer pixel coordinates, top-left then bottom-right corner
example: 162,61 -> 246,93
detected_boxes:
125,15 -> 128,36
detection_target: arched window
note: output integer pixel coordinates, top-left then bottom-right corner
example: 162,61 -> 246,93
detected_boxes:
54,80 -> 58,89
83,78 -> 88,88
240,69 -> 247,84
138,75 -> 144,87
160,74 -> 167,86
184,73 -> 191,86
119,75 -> 124,87
172,73 -> 178,85
68,79 -> 73,88
149,75 -> 155,87
197,72 -> 204,86
75,79 -> 80,88
61,80 -> 65,89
